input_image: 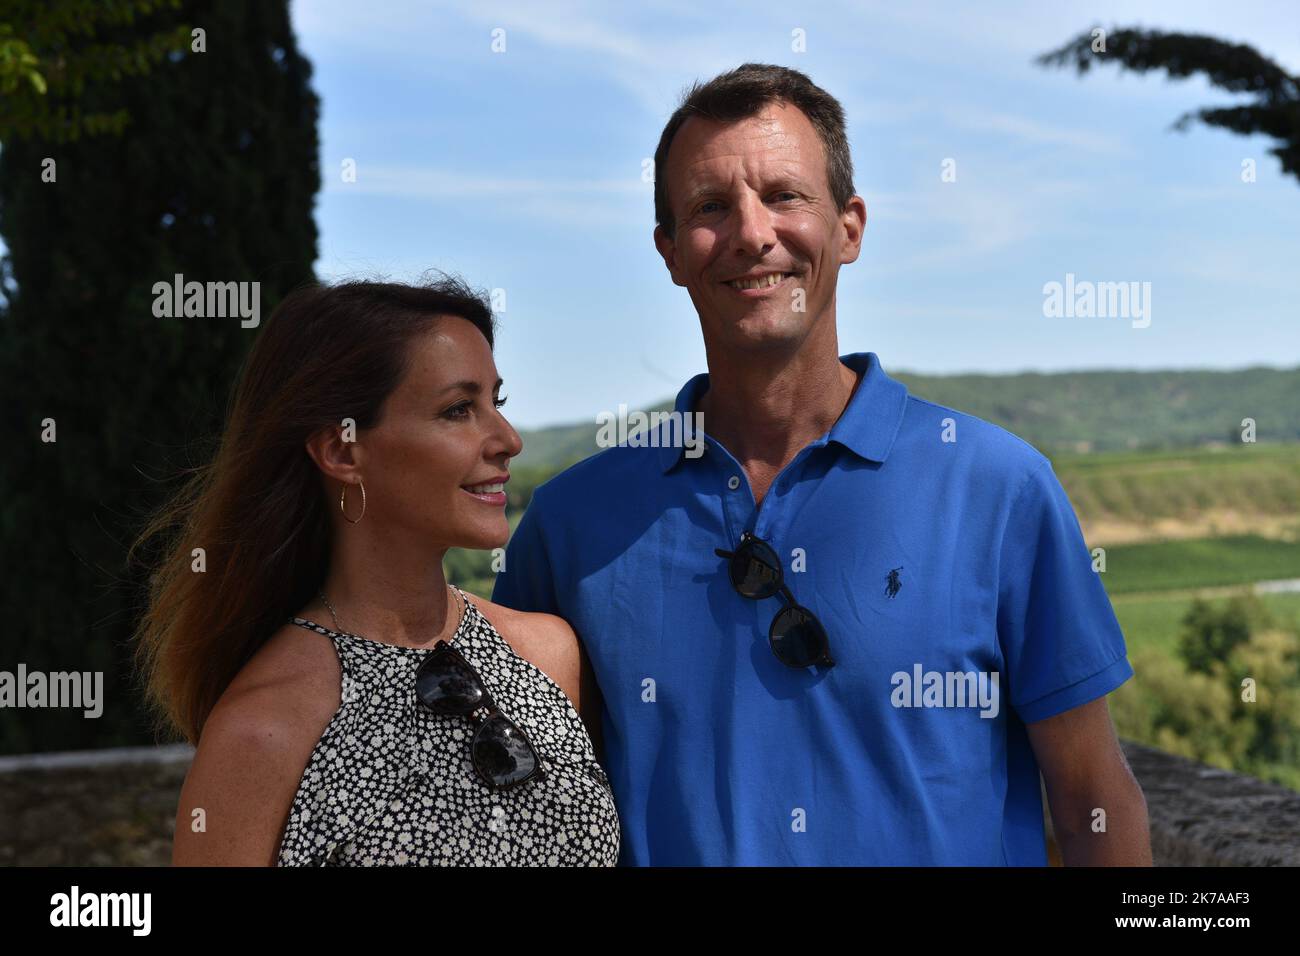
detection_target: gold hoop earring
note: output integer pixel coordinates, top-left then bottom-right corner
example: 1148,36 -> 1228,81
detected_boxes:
340,478 -> 366,524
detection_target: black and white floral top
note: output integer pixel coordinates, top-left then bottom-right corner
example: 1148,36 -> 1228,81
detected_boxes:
276,585 -> 620,866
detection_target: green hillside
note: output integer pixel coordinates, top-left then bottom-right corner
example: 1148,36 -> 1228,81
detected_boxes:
893,365 -> 1300,454
512,365 -> 1300,475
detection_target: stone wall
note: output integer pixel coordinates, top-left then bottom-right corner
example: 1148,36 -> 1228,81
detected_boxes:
1,740 -> 1296,865
0,744 -> 193,866
1118,740 -> 1300,866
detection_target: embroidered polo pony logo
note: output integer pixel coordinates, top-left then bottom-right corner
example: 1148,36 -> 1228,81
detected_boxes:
885,566 -> 903,599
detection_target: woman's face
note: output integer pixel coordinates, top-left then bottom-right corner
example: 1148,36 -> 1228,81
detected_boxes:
356,316 -> 522,551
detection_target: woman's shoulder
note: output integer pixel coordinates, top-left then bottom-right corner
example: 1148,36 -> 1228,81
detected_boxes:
462,590 -> 582,699
465,590 -> 576,644
173,620 -> 342,865
201,620 -> 343,761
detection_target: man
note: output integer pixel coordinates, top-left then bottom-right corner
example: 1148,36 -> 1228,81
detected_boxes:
493,63 -> 1151,865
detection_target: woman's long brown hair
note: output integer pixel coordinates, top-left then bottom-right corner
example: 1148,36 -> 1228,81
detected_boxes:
129,277 -> 496,745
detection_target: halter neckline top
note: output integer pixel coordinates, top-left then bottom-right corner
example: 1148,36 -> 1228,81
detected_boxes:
275,586 -> 620,866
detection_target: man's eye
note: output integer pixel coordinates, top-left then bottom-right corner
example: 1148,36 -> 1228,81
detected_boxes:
698,201 -> 721,214
494,395 -> 508,409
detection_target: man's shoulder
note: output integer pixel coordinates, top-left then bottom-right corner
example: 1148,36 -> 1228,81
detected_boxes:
900,394 -> 1052,487
528,442 -> 664,505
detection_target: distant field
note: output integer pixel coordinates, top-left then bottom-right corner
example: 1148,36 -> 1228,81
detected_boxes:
1114,591 -> 1300,655
1096,535 -> 1300,595
1096,530 -> 1300,655
1053,443 -> 1300,544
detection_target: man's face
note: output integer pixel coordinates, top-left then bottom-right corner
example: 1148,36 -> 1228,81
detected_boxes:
654,100 -> 866,354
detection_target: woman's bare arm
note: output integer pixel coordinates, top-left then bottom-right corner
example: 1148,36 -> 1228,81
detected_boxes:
172,626 -> 340,866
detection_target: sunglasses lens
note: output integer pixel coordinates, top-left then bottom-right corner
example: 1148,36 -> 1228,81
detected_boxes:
770,605 -> 830,668
415,648 -> 485,715
473,715 -> 541,788
731,538 -> 783,599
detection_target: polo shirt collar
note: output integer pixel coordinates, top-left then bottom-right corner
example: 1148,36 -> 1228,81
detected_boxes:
657,351 -> 909,473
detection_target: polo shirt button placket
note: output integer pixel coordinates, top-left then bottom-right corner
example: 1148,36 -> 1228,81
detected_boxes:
726,475 -> 741,491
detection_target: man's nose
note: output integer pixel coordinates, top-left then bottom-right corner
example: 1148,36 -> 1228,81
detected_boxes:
730,191 -> 777,257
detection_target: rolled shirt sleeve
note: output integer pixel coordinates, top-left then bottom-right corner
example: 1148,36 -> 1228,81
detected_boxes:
996,458 -> 1134,723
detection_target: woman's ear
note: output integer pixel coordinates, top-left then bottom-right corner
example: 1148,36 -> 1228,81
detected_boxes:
304,422 -> 365,485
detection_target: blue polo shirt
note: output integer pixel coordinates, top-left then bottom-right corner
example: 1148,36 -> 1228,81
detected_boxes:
492,351 -> 1133,865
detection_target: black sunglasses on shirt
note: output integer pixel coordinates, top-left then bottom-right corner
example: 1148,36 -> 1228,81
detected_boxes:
715,530 -> 836,669
414,640 -> 546,790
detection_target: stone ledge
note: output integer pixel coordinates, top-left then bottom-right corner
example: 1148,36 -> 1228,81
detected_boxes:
1120,740 -> 1300,866
0,744 -> 194,866
0,743 -> 195,773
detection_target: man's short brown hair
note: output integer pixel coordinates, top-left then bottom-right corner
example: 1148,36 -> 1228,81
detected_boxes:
653,62 -> 855,239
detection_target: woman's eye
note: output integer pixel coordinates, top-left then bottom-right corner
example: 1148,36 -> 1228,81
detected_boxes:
443,396 -> 506,420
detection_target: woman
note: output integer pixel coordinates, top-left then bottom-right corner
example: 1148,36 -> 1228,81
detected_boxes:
133,277 -> 620,866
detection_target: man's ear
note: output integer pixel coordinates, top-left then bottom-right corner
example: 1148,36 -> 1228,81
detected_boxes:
838,195 -> 867,266
304,423 -> 365,485
653,224 -> 688,288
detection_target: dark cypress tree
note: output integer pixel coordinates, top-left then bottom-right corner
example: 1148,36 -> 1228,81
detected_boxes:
0,0 -> 320,752
1038,28 -> 1300,184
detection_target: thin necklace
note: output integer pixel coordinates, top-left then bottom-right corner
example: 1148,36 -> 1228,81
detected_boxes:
317,584 -> 464,642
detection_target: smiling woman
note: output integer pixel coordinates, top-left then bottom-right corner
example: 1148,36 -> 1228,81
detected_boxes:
129,275 -> 620,867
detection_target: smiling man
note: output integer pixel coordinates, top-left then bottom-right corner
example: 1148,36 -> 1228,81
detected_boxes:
493,63 -> 1151,865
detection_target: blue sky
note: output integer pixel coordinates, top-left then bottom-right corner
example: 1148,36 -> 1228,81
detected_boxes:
293,0 -> 1300,428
